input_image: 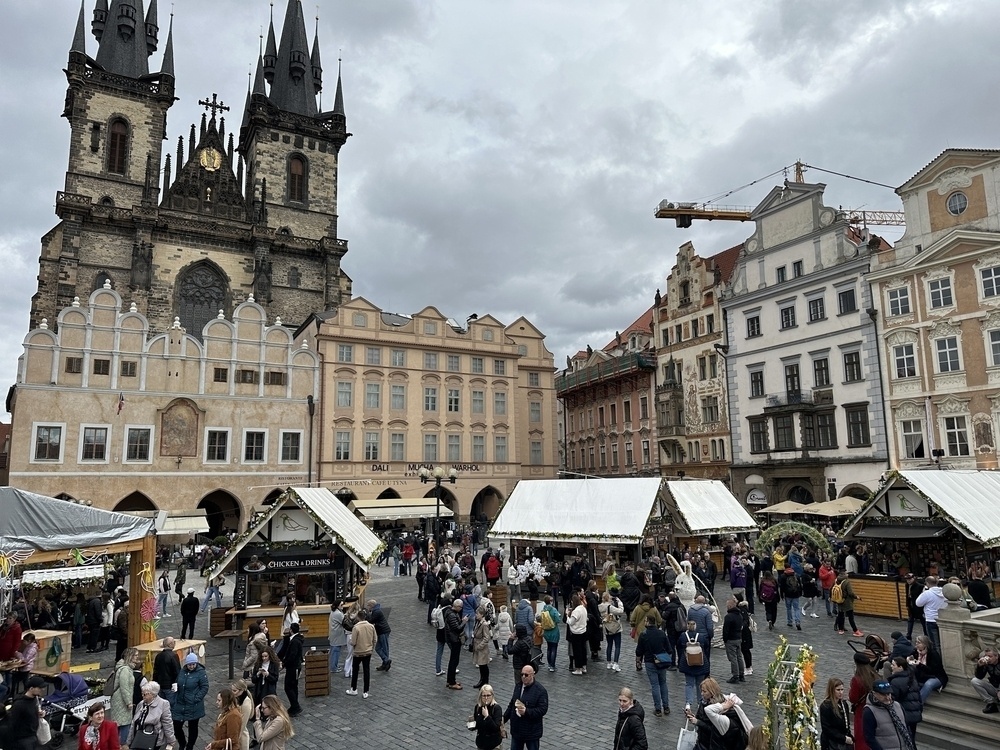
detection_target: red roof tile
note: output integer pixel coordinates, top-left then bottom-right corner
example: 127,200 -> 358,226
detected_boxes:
602,305 -> 654,351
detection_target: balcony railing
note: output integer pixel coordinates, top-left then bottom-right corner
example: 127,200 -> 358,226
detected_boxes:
765,390 -> 813,407
556,352 -> 656,394
657,424 -> 687,437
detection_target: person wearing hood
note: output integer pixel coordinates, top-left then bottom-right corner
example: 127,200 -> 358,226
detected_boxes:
888,632 -> 916,663
863,680 -> 916,750
619,566 -> 643,617
614,688 -> 648,750
914,577 -> 947,653
508,623 -> 534,685
514,598 -> 534,632
172,653 -> 209,750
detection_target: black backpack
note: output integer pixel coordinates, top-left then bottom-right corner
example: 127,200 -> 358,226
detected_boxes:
784,575 -> 801,598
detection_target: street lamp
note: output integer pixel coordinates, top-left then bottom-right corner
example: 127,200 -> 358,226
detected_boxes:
419,465 -> 458,544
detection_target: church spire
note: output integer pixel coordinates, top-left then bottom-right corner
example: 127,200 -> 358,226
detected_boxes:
71,0 -> 87,54
94,0 -> 154,78
263,4 -> 277,83
310,15 -> 322,94
268,0 -> 317,116
333,57 -> 345,117
159,11 -> 174,77
144,0 -> 159,55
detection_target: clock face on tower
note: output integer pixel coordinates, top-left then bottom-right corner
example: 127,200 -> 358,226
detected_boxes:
199,147 -> 222,172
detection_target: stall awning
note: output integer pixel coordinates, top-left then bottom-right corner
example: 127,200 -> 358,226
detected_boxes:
844,470 -> 1000,548
349,498 -> 454,522
21,564 -> 106,587
125,510 -> 210,538
755,501 -> 810,515
489,478 -> 664,544
665,480 -> 759,535
855,525 -> 951,539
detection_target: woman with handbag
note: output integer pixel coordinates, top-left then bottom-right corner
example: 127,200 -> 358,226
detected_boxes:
819,678 -> 853,750
677,620 -> 710,708
79,703 -> 120,750
125,681 -> 176,750
203,689 -> 242,750
472,684 -> 503,749
471,607 -> 492,689
566,593 -> 589,676
252,696 -> 294,750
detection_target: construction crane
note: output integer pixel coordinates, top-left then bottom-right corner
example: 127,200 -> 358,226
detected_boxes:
655,161 -> 905,229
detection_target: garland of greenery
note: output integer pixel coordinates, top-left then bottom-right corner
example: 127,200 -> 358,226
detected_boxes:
754,521 -> 832,557
761,637 -> 786,746
760,636 -> 820,750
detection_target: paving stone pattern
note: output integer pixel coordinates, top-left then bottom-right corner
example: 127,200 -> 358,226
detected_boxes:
75,567 -> 952,748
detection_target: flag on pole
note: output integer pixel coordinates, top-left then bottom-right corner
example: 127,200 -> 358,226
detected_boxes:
117,392 -> 125,416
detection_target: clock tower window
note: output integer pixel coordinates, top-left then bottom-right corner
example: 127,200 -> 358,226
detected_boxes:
288,155 -> 307,203
107,119 -> 130,176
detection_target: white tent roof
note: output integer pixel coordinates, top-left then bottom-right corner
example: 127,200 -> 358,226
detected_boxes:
845,470 -> 1000,548
488,478 -> 664,544
349,497 -> 454,521
665,480 -> 759,535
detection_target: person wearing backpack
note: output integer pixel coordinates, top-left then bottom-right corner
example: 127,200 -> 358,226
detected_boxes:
780,567 -> 803,630
834,574 -> 863,637
537,595 -> 562,672
108,647 -> 141,743
758,571 -> 780,631
599,590 -> 624,672
819,560 -> 838,618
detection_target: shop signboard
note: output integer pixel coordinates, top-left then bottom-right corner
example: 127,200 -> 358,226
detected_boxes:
885,489 -> 929,518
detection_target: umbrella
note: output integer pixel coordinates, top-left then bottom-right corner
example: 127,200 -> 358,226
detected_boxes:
755,500 -> 810,515
806,497 -> 865,517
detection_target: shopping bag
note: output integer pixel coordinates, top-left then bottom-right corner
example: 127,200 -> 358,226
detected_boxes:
36,718 -> 52,745
676,720 -> 697,750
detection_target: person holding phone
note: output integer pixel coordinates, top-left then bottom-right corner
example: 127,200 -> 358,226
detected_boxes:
251,697 -> 293,750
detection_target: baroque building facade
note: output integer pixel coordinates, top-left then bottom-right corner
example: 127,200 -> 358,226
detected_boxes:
653,241 -> 740,479
722,181 -> 889,509
868,149 -> 1000,470
558,308 -> 659,478
303,298 -> 559,522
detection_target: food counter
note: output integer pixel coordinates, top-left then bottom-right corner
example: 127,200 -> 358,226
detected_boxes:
228,604 -> 332,640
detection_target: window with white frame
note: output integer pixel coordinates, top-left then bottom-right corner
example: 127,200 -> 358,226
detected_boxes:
335,431 -> 351,460
928,278 -> 953,308
944,416 -> 970,456
447,434 -> 461,461
494,391 -> 507,416
366,347 -> 381,365
424,352 -> 438,370
780,305 -> 796,329
337,344 -> 353,363
494,435 -> 507,462
125,426 -> 152,462
390,433 -> 405,461
79,426 -> 109,462
529,401 -> 542,422
243,430 -> 267,462
472,434 -> 485,461
528,372 -> 540,387
447,388 -> 461,412
990,330 -> 1000,366
336,381 -> 352,407
935,337 -> 960,372
390,384 -> 405,410
471,356 -> 484,374
701,396 -> 720,423
900,420 -> 924,459
641,440 -> 650,465
390,349 -> 406,367
531,440 -> 544,465
893,344 -> 917,378
280,431 -> 302,462
364,432 -> 380,461
423,434 -> 438,461
472,389 -> 485,414
808,297 -> 826,322
982,266 -> 1000,298
887,287 -> 910,316
206,429 -> 229,462
365,383 -> 381,409
494,359 -> 507,376
447,355 -> 461,372
746,315 -> 761,338
32,424 -> 62,462
424,387 -> 438,411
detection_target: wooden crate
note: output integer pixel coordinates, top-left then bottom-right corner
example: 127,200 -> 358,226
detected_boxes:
490,584 -> 508,608
25,630 -> 73,675
304,651 -> 329,697
209,607 -> 231,637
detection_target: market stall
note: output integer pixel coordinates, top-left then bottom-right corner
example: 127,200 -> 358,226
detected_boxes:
841,469 -> 1000,615
663,480 -> 760,571
0,488 -> 157,646
205,487 -> 383,638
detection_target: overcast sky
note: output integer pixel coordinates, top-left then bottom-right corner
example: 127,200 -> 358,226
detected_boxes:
1,1 -> 997,408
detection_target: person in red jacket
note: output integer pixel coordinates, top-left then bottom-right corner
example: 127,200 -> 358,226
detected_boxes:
78,702 -> 121,750
818,562 -> 838,618
485,554 -> 503,586
0,611 -> 23,697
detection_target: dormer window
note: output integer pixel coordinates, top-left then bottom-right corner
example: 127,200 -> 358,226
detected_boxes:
108,119 -> 129,175
288,155 -> 306,202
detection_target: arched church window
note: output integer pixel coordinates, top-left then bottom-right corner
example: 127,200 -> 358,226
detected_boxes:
288,155 -> 306,202
108,119 -> 129,175
99,196 -> 115,207
94,272 -> 112,290
177,263 -> 228,341
288,267 -> 300,289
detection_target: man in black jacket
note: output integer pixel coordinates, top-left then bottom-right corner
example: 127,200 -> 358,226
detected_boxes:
503,664 -> 548,750
614,688 -> 648,750
85,593 -> 103,652
7,675 -> 46,750
722,597 -> 745,684
180,588 -> 199,639
367,600 -> 392,671
972,647 -> 1000,713
904,573 -> 926,641
283,623 -> 305,716
635,615 -> 671,716
444,599 -> 466,689
153,636 -> 181,704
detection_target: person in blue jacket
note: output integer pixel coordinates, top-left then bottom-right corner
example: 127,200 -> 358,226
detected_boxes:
172,653 -> 209,750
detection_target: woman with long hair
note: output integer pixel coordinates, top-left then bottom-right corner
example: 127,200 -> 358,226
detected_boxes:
471,607 -> 492,689
241,623 -> 266,680
911,635 -> 948,703
107,647 -> 141,744
206,688 -> 243,750
280,598 -> 299,636
251,645 -> 281,705
849,652 -> 879,750
252,696 -> 294,750
683,676 -> 751,750
472,684 -> 503,750
229,680 -> 254,750
566,593 -> 589,675
819,677 -> 853,750
79,702 -> 120,750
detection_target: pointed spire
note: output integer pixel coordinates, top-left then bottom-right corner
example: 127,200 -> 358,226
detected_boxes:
159,11 -> 174,77
263,4 -> 277,83
176,134 -> 184,167
227,132 -> 234,163
72,0 -> 87,54
188,123 -> 195,156
310,15 -> 322,94
333,57 -> 345,117
269,0 -> 317,116
218,117 -> 226,144
162,152 -> 172,198
94,0 -> 153,78
144,0 -> 159,55
237,156 -> 244,196
92,0 -> 109,42
200,112 -> 207,141
252,53 -> 267,95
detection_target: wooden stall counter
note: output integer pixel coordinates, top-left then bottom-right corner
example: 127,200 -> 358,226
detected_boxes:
847,575 -> 906,620
25,630 -> 73,675
228,604 -> 331,640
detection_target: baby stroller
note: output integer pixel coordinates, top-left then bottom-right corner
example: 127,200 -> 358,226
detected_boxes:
848,633 -> 889,671
41,695 -> 88,747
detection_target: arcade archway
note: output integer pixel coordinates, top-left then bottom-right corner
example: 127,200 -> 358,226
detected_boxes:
376,488 -> 401,500
197,490 -> 242,538
113,492 -> 157,512
469,486 -> 504,524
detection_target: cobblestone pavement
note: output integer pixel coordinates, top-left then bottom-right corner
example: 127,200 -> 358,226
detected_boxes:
73,568 -> 944,748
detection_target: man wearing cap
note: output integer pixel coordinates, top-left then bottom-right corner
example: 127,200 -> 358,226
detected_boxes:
173,653 -> 208,750
7,674 -> 47,750
180,587 -> 199,640
153,636 -> 181,705
503,663 -> 548,750
863,680 -> 916,750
